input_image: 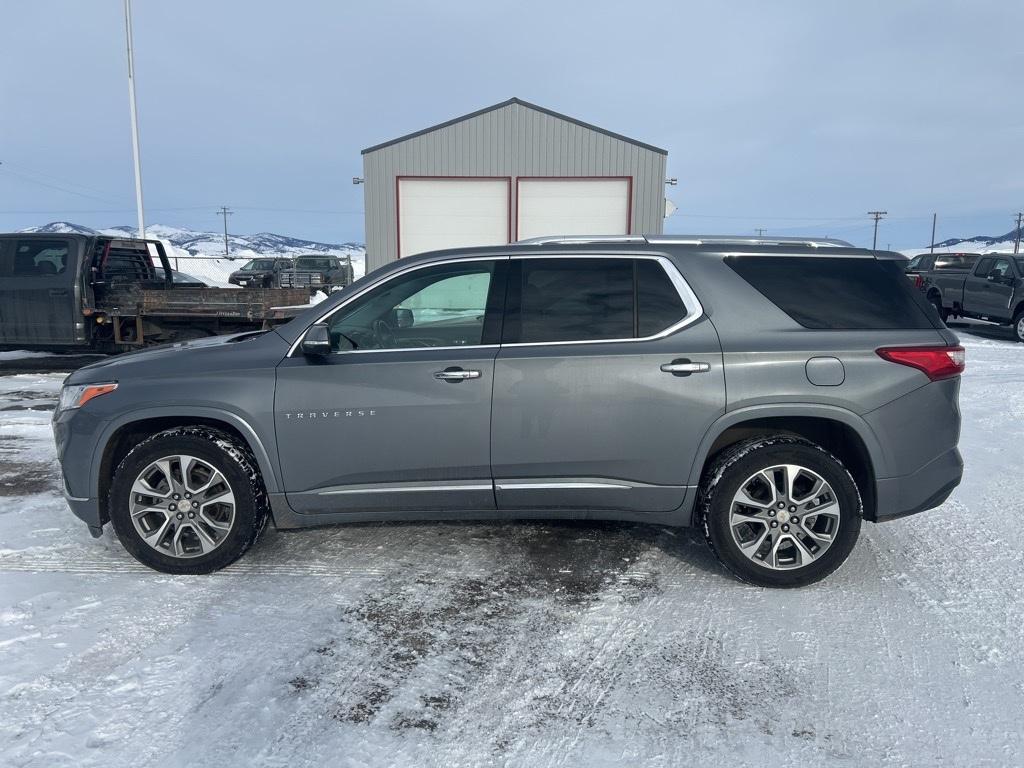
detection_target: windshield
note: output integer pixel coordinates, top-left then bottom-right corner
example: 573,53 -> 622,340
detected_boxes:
241,259 -> 277,271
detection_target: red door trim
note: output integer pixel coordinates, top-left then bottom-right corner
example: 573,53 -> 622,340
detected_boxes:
514,176 -> 633,242
395,175 -> 513,259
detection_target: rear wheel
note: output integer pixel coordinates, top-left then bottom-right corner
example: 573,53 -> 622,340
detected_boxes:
1014,310 -> 1024,343
699,436 -> 862,587
109,426 -> 268,574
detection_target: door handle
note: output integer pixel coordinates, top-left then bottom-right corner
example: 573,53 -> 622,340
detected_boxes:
661,360 -> 711,375
434,367 -> 482,382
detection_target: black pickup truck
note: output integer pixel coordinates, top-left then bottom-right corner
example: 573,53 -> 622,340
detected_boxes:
279,254 -> 354,294
0,233 -> 310,351
920,252 -> 1024,342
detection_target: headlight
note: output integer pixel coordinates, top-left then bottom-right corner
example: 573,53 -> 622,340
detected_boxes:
59,382 -> 118,411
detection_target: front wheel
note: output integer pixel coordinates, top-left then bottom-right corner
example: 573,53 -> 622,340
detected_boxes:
109,426 -> 269,574
1014,310 -> 1024,343
699,437 -> 862,587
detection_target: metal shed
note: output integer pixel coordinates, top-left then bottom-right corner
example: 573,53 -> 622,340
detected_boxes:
361,98 -> 668,271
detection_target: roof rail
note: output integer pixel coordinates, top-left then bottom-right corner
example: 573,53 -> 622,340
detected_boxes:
517,234 -> 855,248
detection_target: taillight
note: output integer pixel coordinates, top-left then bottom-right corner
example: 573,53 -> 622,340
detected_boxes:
876,345 -> 965,381
914,274 -> 924,288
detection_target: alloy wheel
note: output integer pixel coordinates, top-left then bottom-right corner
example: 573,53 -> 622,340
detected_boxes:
129,454 -> 236,558
728,463 -> 841,570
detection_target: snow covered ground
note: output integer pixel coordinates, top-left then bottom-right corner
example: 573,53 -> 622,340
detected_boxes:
1,328 -> 1022,767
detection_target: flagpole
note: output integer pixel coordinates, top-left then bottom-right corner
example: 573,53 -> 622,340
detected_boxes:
124,0 -> 146,238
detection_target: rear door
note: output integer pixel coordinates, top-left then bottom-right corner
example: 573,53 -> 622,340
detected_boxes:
490,255 -> 724,513
0,237 -> 80,346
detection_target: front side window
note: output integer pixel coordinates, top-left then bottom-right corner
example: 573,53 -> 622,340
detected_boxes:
973,257 -> 995,277
502,258 -> 689,344
990,259 -> 1011,279
327,261 -> 497,351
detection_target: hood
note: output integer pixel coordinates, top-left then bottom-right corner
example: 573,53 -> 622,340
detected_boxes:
66,330 -> 289,385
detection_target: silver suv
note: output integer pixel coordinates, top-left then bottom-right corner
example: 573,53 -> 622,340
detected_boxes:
53,236 -> 964,587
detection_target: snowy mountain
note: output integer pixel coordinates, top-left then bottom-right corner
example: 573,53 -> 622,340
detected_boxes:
929,226 -> 1021,252
17,221 -> 366,287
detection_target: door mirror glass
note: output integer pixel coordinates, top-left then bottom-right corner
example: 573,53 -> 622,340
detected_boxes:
301,323 -> 332,356
395,307 -> 414,328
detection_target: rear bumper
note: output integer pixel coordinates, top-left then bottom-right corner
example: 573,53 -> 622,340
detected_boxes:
873,447 -> 963,522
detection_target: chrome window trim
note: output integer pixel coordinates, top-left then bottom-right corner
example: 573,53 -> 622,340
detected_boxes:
288,252 -> 705,356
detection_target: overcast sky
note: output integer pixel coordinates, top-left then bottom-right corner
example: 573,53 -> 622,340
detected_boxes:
1,0 -> 1021,249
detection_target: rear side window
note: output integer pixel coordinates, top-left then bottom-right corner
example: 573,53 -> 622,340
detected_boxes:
637,259 -> 687,336
511,258 -> 633,343
934,254 -> 977,270
726,256 -> 937,330
503,258 -> 689,343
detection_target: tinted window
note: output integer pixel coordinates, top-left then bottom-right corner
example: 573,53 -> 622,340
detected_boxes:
990,259 -> 1012,279
637,259 -> 687,336
8,240 -> 69,277
296,257 -> 333,270
328,261 -> 496,350
934,253 -> 977,270
905,254 -> 926,271
506,259 -> 634,343
726,256 -> 937,330
973,257 -> 995,276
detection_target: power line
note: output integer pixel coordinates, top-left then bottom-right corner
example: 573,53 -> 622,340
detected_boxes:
217,206 -> 233,256
867,211 -> 887,250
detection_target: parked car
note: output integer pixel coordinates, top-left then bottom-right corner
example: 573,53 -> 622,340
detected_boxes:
227,257 -> 293,288
170,270 -> 208,286
0,234 -> 308,351
904,252 -> 978,290
279,254 -> 354,293
920,253 -> 1024,340
53,235 -> 964,587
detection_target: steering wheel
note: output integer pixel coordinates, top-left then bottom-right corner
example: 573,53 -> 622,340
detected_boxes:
371,318 -> 396,349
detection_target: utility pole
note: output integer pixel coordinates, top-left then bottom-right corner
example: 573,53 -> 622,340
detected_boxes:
1015,212 -> 1023,255
217,206 -> 233,257
868,211 -> 887,250
930,213 -> 937,254
124,0 -> 145,238
754,228 -> 767,236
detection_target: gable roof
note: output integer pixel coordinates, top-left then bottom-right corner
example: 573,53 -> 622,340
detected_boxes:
361,97 -> 668,156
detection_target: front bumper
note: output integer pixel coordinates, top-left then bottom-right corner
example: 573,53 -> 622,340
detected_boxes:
874,447 -> 963,522
64,490 -> 104,537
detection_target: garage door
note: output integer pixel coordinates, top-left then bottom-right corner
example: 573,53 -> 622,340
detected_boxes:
516,178 -> 631,241
397,177 -> 510,257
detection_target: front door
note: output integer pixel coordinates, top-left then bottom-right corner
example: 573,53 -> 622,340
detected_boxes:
976,257 -> 1015,320
275,258 -> 506,514
0,237 -> 80,346
490,255 -> 725,513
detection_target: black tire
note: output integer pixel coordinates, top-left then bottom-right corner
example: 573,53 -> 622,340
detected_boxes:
699,436 -> 862,588
930,293 -> 949,323
1014,309 -> 1024,343
109,426 -> 269,574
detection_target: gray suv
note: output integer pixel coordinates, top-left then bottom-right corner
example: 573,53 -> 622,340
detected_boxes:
53,236 -> 965,587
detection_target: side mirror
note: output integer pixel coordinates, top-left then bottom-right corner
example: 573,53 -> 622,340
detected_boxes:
395,308 -> 414,329
301,323 -> 332,356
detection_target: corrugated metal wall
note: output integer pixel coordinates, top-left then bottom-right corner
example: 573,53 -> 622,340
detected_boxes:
362,102 -> 667,271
